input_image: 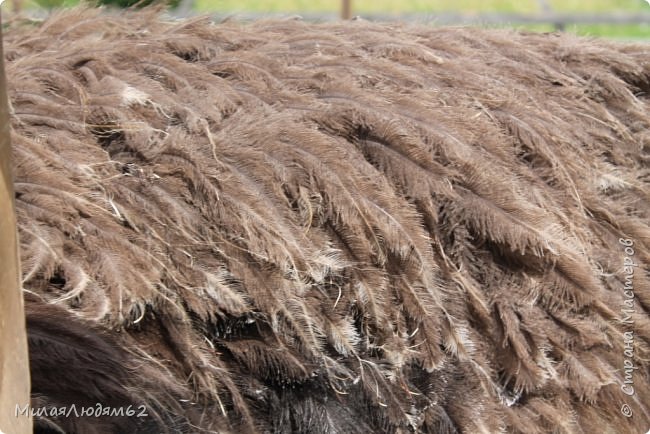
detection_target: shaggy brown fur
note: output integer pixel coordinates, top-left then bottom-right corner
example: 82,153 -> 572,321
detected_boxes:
5,8 -> 650,434
25,299 -> 202,433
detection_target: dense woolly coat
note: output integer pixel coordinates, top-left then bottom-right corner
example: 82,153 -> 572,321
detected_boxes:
6,9 -> 650,434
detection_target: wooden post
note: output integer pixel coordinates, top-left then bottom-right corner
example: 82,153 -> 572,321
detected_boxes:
11,0 -> 23,13
341,0 -> 351,20
0,11 -> 32,434
537,0 -> 564,31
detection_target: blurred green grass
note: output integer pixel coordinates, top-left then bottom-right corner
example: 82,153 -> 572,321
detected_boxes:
565,24 -> 650,38
194,0 -> 647,13
27,0 -> 650,39
508,23 -> 650,39
191,0 -> 650,38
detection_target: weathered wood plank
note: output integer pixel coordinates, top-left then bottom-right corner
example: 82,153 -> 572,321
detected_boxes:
0,11 -> 31,434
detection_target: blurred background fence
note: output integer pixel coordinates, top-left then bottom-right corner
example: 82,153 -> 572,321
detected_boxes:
8,0 -> 650,39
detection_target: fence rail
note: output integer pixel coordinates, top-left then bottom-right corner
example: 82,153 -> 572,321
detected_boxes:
199,11 -> 650,27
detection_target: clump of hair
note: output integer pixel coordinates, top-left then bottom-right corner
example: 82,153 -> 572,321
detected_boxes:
7,8 -> 649,433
